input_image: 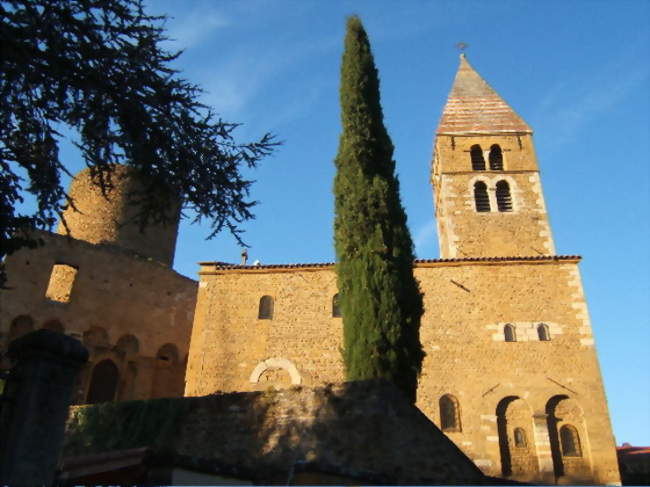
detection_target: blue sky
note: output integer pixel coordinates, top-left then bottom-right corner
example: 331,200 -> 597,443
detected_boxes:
55,1 -> 649,444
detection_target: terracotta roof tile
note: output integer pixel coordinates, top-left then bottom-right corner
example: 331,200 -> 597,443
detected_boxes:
199,255 -> 581,271
437,54 -> 532,135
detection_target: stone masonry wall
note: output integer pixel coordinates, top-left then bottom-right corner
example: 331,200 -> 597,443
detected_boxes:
58,166 -> 180,267
65,381 -> 485,485
185,257 -> 620,485
0,231 -> 197,402
432,134 -> 555,258
185,265 -> 344,395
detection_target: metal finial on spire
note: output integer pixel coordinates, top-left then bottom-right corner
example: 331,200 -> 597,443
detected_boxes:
456,42 -> 469,57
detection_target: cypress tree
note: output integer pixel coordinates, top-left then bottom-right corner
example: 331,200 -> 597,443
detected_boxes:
334,16 -> 424,402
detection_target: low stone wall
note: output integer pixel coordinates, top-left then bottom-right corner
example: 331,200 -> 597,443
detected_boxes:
64,381 -> 485,484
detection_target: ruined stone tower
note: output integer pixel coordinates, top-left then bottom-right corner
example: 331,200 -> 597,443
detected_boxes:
432,54 -> 555,258
2,164 -> 196,405
57,165 -> 180,266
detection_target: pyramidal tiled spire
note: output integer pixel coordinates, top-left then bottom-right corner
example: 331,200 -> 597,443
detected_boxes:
437,54 -> 532,135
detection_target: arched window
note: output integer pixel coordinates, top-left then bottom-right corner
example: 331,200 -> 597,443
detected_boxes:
474,181 -> 490,212
537,323 -> 551,341
439,394 -> 461,432
504,324 -> 516,342
86,359 -> 119,404
496,180 -> 513,212
489,144 -> 504,170
514,427 -> 527,448
332,293 -> 341,318
258,295 -> 274,319
470,145 -> 486,171
116,334 -> 139,357
560,424 -> 582,457
157,343 -> 179,365
82,326 -> 109,351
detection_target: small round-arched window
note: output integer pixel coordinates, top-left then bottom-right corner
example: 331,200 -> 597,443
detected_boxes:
470,145 -> 486,171
258,295 -> 274,320
537,323 -> 551,341
332,293 -> 341,318
439,394 -> 462,432
560,424 -> 582,457
496,180 -> 513,212
504,324 -> 516,342
489,144 -> 504,170
514,427 -> 527,448
116,334 -> 140,357
157,343 -> 179,365
83,326 -> 109,350
474,181 -> 490,212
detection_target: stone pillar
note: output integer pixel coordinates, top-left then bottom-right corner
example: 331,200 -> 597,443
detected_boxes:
532,412 -> 556,484
0,329 -> 88,485
132,356 -> 156,400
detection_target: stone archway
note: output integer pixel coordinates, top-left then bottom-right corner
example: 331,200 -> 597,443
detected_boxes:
249,358 -> 301,390
496,396 -> 538,480
546,395 -> 591,482
86,359 -> 119,404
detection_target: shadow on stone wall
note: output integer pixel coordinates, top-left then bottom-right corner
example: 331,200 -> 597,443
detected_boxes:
63,380 -> 491,484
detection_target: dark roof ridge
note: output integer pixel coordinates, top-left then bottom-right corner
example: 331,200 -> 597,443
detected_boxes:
199,255 -> 581,270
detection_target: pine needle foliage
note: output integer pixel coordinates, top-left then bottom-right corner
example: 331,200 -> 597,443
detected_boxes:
333,16 -> 424,402
0,0 -> 279,287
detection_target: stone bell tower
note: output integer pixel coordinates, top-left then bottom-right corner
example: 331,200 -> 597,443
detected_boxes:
432,54 -> 555,258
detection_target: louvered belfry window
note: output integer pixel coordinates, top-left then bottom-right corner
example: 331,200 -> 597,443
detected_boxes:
470,145 -> 486,170
489,144 -> 504,170
496,180 -> 513,212
474,181 -> 490,212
